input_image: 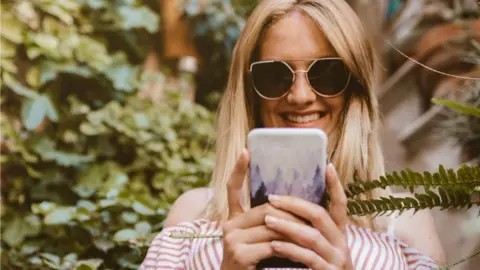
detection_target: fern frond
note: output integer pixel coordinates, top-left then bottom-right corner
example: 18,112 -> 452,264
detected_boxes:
346,164 -> 480,198
347,187 -> 479,217
432,98 -> 480,118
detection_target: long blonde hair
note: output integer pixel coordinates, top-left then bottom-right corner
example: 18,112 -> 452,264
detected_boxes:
205,0 -> 392,232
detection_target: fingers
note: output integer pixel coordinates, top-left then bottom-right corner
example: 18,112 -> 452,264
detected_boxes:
270,241 -> 328,270
224,242 -> 276,266
265,215 -> 339,261
267,194 -> 343,245
229,202 -> 306,230
227,149 -> 249,219
326,163 -> 348,231
236,225 -> 288,244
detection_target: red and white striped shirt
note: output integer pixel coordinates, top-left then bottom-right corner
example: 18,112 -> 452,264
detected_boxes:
140,219 -> 438,270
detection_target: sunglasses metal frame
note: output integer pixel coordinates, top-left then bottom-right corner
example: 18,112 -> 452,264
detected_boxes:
249,57 -> 352,100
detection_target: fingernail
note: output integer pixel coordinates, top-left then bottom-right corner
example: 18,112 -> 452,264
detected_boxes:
265,215 -> 278,225
271,241 -> 282,250
268,194 -> 280,203
328,163 -> 337,175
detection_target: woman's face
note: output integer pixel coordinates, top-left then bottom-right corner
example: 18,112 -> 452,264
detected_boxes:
258,11 -> 346,134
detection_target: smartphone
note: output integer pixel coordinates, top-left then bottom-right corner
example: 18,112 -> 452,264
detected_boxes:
247,128 -> 328,269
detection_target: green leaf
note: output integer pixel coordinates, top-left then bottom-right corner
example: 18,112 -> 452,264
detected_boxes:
1,58 -> 18,73
113,229 -> 137,242
3,73 -> 39,99
93,239 -> 114,252
1,14 -> 25,43
40,253 -> 61,269
135,221 -> 152,235
77,200 -> 97,212
22,96 -> 47,130
105,65 -> 139,92
73,186 -> 96,198
32,136 -> 95,166
132,201 -> 155,216
31,33 -> 60,52
26,66 -> 40,88
3,215 -> 27,247
39,62 -> 93,85
76,36 -> 112,70
40,3 -> 76,25
1,38 -> 17,57
118,6 -> 160,33
75,259 -> 103,270
20,241 -> 41,255
44,95 -> 59,122
44,207 -> 75,225
121,212 -> 138,224
32,201 -> 57,215
134,113 -> 150,129
432,98 -> 480,118
83,0 -> 107,9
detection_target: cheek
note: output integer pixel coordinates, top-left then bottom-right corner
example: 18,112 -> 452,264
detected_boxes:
259,99 -> 279,127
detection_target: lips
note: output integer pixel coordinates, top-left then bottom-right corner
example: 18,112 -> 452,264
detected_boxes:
281,112 -> 327,124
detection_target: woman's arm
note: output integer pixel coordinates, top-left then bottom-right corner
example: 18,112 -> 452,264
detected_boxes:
394,194 -> 447,266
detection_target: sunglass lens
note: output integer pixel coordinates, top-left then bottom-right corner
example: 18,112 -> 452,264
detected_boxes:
251,62 -> 293,98
307,59 -> 350,96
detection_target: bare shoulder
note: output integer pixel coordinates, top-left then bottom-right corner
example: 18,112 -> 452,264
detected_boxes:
393,192 -> 446,265
163,187 -> 212,228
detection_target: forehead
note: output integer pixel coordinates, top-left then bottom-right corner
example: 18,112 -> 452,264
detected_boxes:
258,10 -> 336,63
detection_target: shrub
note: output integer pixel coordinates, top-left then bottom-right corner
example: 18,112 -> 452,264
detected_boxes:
1,1 -> 215,269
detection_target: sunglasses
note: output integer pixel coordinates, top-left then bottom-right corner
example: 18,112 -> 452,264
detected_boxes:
249,58 -> 352,100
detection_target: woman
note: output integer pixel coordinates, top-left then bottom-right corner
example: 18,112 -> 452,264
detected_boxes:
140,0 -> 446,269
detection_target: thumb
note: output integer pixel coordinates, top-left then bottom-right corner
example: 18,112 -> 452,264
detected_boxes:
227,149 -> 249,219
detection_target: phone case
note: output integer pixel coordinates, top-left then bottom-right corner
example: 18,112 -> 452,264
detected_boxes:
247,128 -> 328,269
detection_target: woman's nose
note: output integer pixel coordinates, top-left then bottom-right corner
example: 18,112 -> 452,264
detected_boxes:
286,72 -> 316,106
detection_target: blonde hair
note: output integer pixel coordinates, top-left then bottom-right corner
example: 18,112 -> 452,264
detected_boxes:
205,0 -> 392,232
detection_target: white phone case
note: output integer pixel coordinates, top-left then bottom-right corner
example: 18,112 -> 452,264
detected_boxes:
247,128 -> 328,208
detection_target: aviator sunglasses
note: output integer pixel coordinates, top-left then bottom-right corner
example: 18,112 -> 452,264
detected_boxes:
249,58 -> 352,100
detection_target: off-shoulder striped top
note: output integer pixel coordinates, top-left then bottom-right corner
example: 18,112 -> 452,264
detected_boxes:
139,219 -> 438,270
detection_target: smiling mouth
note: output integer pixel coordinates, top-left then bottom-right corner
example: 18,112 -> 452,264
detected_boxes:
281,112 -> 327,124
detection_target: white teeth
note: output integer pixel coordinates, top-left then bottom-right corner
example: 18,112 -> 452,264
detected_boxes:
286,113 -> 321,123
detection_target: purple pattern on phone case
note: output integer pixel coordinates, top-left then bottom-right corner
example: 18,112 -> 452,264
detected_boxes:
250,163 -> 326,208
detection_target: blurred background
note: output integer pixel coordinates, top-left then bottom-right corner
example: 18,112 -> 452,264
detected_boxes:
0,0 -> 478,269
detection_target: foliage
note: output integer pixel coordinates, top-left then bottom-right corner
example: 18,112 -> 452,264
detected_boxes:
1,1 -> 215,269
343,92 -> 480,217
345,164 -> 480,217
182,0 -> 256,107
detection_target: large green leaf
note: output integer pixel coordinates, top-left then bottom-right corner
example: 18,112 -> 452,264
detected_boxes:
104,54 -> 139,92
22,97 -> 47,130
113,229 -> 137,242
1,14 -> 25,43
3,214 -> 41,247
1,38 -> 17,57
118,6 -> 160,33
3,73 -> 39,99
132,202 -> 155,216
44,207 -> 75,225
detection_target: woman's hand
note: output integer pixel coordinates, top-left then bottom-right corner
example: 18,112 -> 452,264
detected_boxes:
265,164 -> 354,270
220,149 -> 306,270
